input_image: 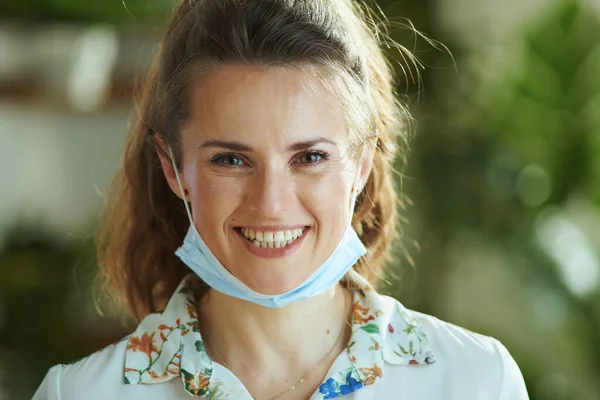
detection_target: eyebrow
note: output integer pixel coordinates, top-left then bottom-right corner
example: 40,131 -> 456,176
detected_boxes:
197,137 -> 338,152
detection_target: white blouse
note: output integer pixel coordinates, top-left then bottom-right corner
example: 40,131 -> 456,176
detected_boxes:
34,273 -> 529,399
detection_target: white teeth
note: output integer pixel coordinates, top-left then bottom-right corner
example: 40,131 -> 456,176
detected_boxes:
241,227 -> 306,249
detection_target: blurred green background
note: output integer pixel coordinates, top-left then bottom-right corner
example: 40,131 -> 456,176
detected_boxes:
1,0 -> 599,399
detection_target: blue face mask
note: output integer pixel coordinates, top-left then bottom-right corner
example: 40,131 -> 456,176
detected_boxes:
169,147 -> 367,308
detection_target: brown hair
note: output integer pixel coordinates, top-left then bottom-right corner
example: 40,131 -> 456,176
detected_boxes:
98,0 -> 413,322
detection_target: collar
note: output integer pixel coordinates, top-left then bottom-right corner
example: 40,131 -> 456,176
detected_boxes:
124,272 -> 435,398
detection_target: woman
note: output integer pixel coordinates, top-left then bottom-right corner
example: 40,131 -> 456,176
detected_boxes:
34,0 -> 529,399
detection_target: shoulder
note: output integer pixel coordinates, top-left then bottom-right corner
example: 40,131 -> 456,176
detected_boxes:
384,297 -> 528,399
33,336 -> 129,400
378,294 -> 503,363
411,308 -> 505,362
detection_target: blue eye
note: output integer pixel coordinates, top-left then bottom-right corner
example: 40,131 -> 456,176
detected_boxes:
211,153 -> 246,167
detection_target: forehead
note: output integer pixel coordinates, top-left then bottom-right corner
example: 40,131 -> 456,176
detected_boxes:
185,64 -> 349,146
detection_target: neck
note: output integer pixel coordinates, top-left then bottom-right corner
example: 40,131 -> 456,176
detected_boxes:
198,283 -> 351,383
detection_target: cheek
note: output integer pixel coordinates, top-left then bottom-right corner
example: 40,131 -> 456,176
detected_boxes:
187,173 -> 243,231
305,172 -> 354,224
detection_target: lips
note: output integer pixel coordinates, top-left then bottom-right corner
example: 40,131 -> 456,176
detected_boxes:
233,224 -> 311,258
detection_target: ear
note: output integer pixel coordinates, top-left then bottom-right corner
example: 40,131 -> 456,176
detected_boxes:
356,142 -> 375,194
155,134 -> 187,201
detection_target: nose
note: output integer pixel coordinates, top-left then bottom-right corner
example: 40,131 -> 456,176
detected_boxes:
245,168 -> 294,216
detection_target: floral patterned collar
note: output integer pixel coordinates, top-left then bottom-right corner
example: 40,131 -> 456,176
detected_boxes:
124,271 -> 435,399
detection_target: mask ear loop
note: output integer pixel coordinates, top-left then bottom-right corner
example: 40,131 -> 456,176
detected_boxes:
345,164 -> 365,283
168,146 -> 196,234
349,147 -> 365,216
350,177 -> 360,214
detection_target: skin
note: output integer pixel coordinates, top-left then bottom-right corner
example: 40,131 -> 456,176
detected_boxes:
158,64 -> 374,398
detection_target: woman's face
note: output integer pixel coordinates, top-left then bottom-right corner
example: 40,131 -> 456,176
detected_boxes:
163,65 -> 373,295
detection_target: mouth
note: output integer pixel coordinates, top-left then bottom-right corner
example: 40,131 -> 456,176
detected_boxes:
234,226 -> 309,249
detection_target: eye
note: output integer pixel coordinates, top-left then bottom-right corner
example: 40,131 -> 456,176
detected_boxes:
295,151 -> 328,165
211,153 -> 247,167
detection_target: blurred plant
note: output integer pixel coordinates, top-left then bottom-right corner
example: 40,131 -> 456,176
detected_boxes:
0,225 -> 127,399
394,0 -> 600,398
481,0 -> 600,386
486,0 -> 600,206
0,0 -> 177,26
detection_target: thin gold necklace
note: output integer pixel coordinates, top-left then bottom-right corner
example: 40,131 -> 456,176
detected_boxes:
204,291 -> 351,400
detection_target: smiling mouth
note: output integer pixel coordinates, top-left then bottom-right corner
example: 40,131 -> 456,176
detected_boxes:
235,227 -> 308,249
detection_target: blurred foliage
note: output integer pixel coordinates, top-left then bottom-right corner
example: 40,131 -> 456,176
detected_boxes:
484,0 -> 600,370
0,0 -> 177,26
1,0 -> 600,399
487,1 -> 600,205
0,225 -> 129,399
391,0 -> 600,398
